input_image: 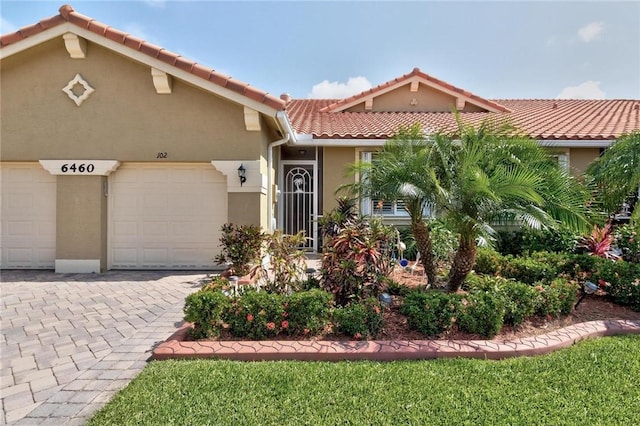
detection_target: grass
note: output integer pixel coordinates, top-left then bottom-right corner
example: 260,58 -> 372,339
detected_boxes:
89,336 -> 640,425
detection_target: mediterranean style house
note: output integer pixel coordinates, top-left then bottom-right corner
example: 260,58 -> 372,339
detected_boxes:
1,5 -> 638,272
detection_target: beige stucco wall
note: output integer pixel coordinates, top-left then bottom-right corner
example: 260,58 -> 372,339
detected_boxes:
345,84 -> 486,113
56,175 -> 107,269
228,192 -> 266,228
322,147 -> 357,213
1,35 -> 275,269
0,37 -> 272,162
569,148 -> 599,175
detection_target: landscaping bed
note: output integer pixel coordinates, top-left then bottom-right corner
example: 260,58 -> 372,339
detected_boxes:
379,264 -> 640,342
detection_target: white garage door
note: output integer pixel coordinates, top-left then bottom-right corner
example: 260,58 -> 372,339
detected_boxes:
0,164 -> 56,269
110,164 -> 227,269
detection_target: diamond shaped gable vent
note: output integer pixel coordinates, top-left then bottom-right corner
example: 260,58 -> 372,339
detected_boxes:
62,74 -> 95,106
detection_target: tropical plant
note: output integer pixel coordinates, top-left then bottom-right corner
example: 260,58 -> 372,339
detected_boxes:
577,223 -> 620,260
613,224 -> 640,263
428,115 -> 591,291
346,124 -> 440,284
586,131 -> 640,223
320,212 -> 395,306
250,230 -> 308,294
214,223 -> 265,276
317,196 -> 358,246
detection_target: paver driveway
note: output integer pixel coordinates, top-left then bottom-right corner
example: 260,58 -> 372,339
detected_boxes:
0,270 -> 206,425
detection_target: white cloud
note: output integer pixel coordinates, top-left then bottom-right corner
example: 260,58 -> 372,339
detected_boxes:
307,76 -> 372,99
556,81 -> 606,99
1,16 -> 18,34
578,21 -> 604,42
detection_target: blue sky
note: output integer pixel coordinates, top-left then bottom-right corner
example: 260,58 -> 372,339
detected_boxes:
1,1 -> 639,100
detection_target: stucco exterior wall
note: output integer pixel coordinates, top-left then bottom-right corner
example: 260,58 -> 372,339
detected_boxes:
56,175 -> 107,269
1,35 -> 274,270
322,147 -> 357,213
0,37 -> 271,162
345,84 -> 485,113
569,148 -> 600,175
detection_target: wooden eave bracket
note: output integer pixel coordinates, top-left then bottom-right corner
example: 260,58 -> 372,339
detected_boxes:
364,99 -> 373,111
243,106 -> 261,131
410,80 -> 419,92
456,97 -> 466,110
151,68 -> 172,94
63,33 -> 87,59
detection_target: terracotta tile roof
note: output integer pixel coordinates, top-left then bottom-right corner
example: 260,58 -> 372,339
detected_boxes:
320,67 -> 510,114
0,5 -> 285,111
287,98 -> 640,141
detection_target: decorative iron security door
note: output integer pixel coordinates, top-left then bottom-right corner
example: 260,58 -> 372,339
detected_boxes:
281,163 -> 316,250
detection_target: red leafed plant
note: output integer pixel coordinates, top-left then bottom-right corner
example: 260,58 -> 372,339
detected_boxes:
578,223 -> 620,260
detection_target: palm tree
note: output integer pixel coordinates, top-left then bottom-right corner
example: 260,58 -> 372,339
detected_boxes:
431,116 -> 592,291
347,124 -> 440,285
586,131 -> 640,224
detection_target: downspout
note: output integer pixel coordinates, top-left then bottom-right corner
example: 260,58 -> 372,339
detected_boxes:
267,110 -> 296,232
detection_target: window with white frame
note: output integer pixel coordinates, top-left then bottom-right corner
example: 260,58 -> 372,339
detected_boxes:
551,153 -> 569,171
359,151 -> 424,217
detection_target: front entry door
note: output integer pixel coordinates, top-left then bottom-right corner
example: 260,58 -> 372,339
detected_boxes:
280,162 -> 316,251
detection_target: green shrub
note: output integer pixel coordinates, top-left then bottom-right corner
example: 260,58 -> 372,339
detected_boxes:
429,220 -> 459,263
226,290 -> 285,340
500,281 -> 538,326
332,298 -> 384,339
534,279 -> 578,318
184,289 -> 231,339
614,224 -> 640,263
527,251 -> 571,274
214,223 -> 264,276
500,255 -> 557,284
458,291 -> 506,338
385,279 -> 412,296
465,275 -> 537,327
473,248 -> 503,275
558,253 -> 606,280
400,290 -> 462,337
521,226 -> 579,254
595,261 -> 640,311
285,289 -> 333,335
496,229 -> 526,256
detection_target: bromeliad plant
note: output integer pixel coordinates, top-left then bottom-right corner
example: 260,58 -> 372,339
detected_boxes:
577,223 -> 620,260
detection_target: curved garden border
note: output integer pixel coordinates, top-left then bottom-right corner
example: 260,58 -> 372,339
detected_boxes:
152,319 -> 640,361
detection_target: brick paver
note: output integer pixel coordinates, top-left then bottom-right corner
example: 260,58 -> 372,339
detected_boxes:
1,270 -> 207,425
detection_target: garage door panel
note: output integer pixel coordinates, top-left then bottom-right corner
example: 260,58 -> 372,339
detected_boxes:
1,164 -> 56,269
142,221 -> 168,237
110,164 -> 226,269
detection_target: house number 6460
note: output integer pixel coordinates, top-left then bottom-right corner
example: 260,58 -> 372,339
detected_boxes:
61,163 -> 95,173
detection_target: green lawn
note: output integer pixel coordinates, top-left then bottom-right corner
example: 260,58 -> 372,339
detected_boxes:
89,336 -> 640,425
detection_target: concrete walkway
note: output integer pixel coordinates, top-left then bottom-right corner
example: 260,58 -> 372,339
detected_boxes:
0,270 -> 206,425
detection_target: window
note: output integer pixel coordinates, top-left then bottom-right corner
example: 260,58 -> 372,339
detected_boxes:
358,151 -> 426,218
551,153 -> 569,171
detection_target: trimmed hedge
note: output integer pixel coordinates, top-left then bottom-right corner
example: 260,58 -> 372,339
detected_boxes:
400,290 -> 462,337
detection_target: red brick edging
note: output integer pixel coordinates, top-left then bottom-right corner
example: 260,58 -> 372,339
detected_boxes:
152,320 -> 640,361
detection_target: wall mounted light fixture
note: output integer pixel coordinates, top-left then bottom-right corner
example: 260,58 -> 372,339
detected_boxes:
237,164 -> 246,186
